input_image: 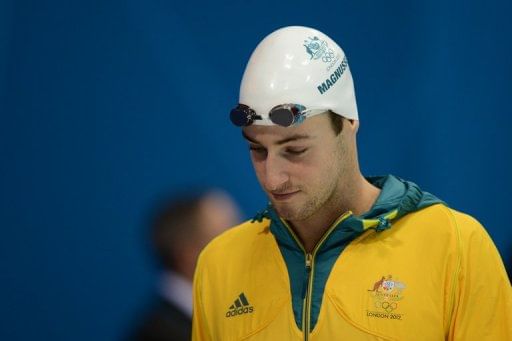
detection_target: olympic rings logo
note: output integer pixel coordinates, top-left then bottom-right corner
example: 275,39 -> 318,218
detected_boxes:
322,49 -> 335,63
376,301 -> 398,312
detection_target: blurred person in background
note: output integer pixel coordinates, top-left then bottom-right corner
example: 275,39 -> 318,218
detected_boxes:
133,189 -> 240,341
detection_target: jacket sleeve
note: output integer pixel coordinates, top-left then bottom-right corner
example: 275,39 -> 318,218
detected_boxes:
448,212 -> 512,340
192,252 -> 211,341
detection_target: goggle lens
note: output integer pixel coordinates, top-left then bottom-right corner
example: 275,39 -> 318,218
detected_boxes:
230,105 -> 259,127
269,108 -> 295,127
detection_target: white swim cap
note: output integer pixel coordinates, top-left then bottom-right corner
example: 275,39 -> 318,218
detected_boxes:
231,26 -> 358,127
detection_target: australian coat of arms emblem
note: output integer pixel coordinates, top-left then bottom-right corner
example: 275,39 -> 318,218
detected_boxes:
303,36 -> 335,63
367,275 -> 406,319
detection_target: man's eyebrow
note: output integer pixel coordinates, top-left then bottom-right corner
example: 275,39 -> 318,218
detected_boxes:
242,130 -> 260,144
242,130 -> 311,145
275,134 -> 311,145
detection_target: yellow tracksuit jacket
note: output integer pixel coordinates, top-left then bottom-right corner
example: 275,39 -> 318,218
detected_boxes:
192,175 -> 512,340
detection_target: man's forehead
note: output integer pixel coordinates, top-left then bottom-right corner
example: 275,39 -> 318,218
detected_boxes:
242,122 -> 314,144
241,113 -> 328,144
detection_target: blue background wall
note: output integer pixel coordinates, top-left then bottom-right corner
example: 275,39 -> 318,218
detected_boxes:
1,0 -> 511,340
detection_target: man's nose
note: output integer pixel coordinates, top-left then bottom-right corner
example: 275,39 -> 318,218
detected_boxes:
264,154 -> 289,191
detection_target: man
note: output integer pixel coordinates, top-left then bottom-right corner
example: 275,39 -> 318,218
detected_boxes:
192,26 -> 511,340
133,190 -> 239,341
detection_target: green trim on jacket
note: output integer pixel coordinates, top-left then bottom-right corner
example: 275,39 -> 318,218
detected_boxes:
254,175 -> 445,331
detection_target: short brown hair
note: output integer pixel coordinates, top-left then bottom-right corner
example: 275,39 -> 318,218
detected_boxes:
151,193 -> 204,270
328,111 -> 344,135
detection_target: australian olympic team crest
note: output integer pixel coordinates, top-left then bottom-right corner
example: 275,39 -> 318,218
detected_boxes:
367,275 -> 406,320
303,36 -> 335,63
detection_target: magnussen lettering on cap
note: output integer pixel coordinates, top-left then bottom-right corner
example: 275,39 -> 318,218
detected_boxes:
317,56 -> 349,95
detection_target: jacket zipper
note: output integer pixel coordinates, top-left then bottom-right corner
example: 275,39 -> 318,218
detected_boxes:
303,253 -> 313,341
281,211 -> 352,341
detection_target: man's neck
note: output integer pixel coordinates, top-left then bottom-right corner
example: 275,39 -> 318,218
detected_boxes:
289,175 -> 381,253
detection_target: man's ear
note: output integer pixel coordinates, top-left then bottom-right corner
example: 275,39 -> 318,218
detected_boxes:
346,119 -> 359,133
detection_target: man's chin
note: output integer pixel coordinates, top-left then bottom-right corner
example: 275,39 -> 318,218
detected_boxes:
271,202 -> 306,221
270,200 -> 291,216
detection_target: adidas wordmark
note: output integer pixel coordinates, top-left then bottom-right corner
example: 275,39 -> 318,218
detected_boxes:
225,292 -> 254,317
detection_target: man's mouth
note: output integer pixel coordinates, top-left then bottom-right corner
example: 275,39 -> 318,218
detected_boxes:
271,190 -> 300,201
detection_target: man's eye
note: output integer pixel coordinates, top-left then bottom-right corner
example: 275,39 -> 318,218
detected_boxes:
249,146 -> 267,154
286,148 -> 307,155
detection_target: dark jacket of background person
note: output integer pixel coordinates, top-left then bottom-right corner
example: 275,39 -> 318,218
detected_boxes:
134,299 -> 191,341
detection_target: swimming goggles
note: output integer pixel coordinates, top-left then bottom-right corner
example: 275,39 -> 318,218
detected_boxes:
230,103 -> 326,127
